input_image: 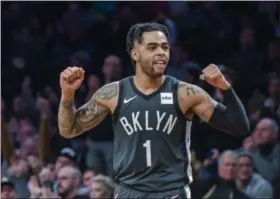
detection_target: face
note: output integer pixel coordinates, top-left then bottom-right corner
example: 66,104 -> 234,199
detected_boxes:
218,155 -> 237,181
83,170 -> 95,187
27,154 -> 42,171
20,138 -> 36,157
253,119 -> 276,145
237,156 -> 253,181
133,31 -> 170,78
57,169 -> 75,197
1,185 -> 16,199
90,182 -> 107,199
102,55 -> 122,81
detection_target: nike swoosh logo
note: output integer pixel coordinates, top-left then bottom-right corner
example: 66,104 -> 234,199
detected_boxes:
124,96 -> 137,104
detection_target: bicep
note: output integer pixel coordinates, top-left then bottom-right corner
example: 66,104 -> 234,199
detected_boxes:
190,86 -> 218,122
75,97 -> 110,132
75,82 -> 118,131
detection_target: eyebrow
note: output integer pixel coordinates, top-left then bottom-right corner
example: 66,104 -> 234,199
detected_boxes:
146,42 -> 169,46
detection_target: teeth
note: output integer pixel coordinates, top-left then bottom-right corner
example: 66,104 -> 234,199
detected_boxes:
156,61 -> 164,64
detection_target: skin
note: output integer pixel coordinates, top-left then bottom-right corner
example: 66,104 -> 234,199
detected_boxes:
58,30 -> 231,138
218,155 -> 238,181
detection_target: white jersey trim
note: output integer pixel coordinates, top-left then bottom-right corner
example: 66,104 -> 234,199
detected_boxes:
185,121 -> 193,183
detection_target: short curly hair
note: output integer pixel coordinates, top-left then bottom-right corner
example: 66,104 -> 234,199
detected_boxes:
126,22 -> 169,65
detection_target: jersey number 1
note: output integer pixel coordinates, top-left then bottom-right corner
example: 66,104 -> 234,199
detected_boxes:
143,140 -> 152,167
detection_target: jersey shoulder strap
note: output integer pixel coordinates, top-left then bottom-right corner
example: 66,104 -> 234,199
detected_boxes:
112,76 -> 131,125
167,76 -> 185,119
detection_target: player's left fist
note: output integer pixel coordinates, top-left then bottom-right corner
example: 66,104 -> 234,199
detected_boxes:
200,64 -> 231,90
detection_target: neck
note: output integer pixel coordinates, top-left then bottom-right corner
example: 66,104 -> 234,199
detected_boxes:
134,71 -> 165,90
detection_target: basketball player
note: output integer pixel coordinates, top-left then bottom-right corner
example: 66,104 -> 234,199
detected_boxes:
58,23 -> 250,198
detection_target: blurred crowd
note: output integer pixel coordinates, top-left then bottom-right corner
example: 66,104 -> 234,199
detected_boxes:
1,1 -> 280,199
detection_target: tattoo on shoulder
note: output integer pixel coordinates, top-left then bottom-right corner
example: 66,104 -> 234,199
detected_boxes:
96,83 -> 118,100
186,85 -> 196,96
179,82 -> 197,96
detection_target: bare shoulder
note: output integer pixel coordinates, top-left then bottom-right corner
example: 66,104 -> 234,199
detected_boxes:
178,81 -> 206,101
177,81 -> 216,112
94,81 -> 120,112
95,81 -> 119,100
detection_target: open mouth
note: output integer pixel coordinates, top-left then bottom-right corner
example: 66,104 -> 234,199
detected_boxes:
154,60 -> 166,69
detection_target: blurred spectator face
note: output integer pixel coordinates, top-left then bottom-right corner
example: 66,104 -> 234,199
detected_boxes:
268,77 -> 280,99
20,137 -> 36,157
1,185 -> 16,199
13,96 -> 25,112
239,28 -> 255,48
27,154 -> 42,173
237,156 -> 253,181
83,170 -> 95,187
57,167 -> 79,198
90,175 -> 115,199
102,55 -> 122,81
252,118 -> 277,145
218,155 -> 237,181
55,156 -> 75,174
90,182 -> 104,199
87,75 -> 100,91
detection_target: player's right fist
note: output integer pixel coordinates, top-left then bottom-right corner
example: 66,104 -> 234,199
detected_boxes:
60,66 -> 85,97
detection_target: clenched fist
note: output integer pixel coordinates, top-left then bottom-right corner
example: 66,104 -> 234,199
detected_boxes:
60,66 -> 85,98
200,64 -> 231,90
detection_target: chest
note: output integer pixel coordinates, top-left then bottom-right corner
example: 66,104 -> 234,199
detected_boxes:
117,93 -> 181,136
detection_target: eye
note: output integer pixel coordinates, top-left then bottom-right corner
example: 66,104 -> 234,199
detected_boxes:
148,46 -> 156,50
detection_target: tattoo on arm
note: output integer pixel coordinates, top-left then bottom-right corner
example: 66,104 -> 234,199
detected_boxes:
58,83 -> 118,138
180,82 -> 217,121
186,86 -> 195,96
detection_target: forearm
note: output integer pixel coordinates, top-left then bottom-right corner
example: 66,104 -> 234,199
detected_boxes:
209,87 -> 250,136
58,97 -> 83,138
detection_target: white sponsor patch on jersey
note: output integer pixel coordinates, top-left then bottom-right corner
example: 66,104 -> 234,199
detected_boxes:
160,92 -> 173,104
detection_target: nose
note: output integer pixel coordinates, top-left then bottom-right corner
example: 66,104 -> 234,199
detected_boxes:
156,47 -> 165,56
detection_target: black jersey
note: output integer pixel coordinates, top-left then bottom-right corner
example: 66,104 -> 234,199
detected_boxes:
112,76 -> 192,192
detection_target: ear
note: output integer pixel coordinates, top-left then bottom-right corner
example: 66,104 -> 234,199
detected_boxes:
131,49 -> 139,62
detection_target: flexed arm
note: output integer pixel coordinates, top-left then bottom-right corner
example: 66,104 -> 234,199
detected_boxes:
58,67 -> 118,138
179,64 -> 250,136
